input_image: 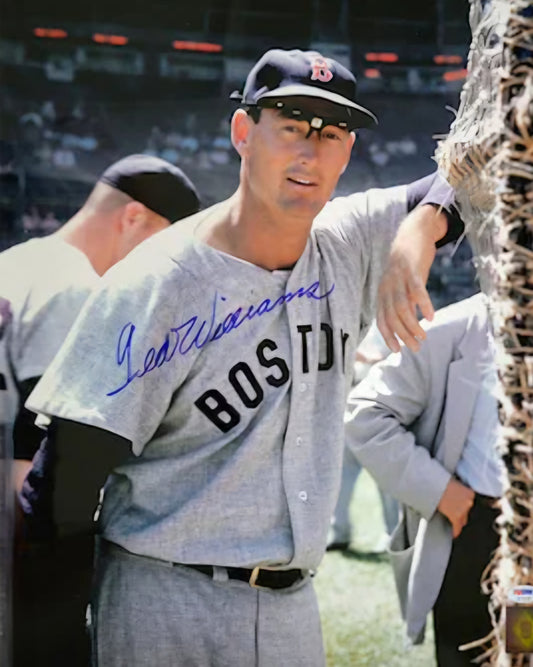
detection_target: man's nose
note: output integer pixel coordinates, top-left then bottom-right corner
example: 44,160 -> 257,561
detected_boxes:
298,130 -> 321,160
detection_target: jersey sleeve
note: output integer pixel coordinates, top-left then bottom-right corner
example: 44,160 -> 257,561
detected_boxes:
26,250 -> 189,455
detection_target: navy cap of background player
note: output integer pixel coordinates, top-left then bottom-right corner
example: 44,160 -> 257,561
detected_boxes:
230,49 -> 378,130
99,154 -> 200,223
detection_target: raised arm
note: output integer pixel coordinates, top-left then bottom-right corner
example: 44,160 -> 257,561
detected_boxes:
377,172 -> 463,353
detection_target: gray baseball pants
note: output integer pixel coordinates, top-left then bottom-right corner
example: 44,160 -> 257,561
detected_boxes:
89,539 -> 325,667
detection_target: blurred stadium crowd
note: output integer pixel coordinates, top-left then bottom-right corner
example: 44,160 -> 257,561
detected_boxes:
0,0 -> 476,309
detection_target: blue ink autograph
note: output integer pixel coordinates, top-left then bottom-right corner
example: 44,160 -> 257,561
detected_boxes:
107,280 -> 335,396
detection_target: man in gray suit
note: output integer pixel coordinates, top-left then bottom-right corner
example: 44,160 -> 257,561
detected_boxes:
345,293 -> 504,666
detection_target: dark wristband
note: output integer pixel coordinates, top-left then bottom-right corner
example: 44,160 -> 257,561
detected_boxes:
406,172 -> 464,247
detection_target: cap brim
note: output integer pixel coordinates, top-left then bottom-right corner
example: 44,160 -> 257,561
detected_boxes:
257,84 -> 378,128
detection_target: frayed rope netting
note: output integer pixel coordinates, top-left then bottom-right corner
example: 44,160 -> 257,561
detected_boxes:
436,1 -> 533,665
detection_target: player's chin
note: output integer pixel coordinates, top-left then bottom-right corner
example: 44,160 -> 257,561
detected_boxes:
280,194 -> 327,219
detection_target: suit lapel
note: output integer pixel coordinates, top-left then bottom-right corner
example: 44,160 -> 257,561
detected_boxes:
437,300 -> 488,473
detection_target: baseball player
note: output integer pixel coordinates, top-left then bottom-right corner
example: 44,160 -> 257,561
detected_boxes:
5,155 -> 199,498
23,49 -> 463,666
0,154 -> 199,666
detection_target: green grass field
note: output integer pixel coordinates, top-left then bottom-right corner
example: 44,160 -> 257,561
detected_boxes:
314,470 -> 437,667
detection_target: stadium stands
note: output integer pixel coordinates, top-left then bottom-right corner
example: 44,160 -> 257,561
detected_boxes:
0,0 -> 476,304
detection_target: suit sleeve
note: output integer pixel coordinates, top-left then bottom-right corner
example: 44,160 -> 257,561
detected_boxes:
345,322 -> 454,520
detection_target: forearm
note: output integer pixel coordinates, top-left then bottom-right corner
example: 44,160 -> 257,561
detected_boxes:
14,376 -> 45,461
13,377 -> 46,522
391,203 -> 450,291
378,204 -> 448,352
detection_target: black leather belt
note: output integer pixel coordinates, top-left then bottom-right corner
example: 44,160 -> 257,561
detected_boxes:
100,539 -> 304,590
186,564 -> 304,589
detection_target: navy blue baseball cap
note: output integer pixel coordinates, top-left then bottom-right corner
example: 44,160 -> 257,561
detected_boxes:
99,154 -> 200,223
231,49 -> 377,130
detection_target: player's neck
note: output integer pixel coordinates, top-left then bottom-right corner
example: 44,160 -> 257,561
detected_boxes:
197,190 -> 312,271
54,211 -> 113,276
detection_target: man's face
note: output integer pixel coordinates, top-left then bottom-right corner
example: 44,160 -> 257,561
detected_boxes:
237,97 -> 355,223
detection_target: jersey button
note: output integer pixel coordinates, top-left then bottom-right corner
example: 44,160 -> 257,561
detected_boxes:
299,382 -> 307,392
298,491 -> 308,502
296,437 -> 303,446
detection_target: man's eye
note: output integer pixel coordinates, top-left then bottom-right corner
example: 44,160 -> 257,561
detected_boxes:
323,129 -> 342,141
283,124 -> 302,134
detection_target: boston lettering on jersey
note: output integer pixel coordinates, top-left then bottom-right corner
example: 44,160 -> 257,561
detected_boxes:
194,324 -> 350,433
107,280 -> 335,396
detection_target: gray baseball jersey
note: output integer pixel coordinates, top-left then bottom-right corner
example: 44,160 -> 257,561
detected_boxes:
0,236 -> 98,452
27,186 -> 407,571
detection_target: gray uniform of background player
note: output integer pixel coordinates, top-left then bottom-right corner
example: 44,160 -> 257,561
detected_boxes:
0,238 -> 97,666
0,236 -> 97,452
28,186 -> 406,666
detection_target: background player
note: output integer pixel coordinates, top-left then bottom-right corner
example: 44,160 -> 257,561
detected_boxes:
24,49 -> 462,666
4,154 -> 199,497
0,153 -> 199,666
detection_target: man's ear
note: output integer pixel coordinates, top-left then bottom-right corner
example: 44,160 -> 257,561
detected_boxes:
231,109 -> 252,156
340,131 -> 356,175
120,201 -> 147,231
